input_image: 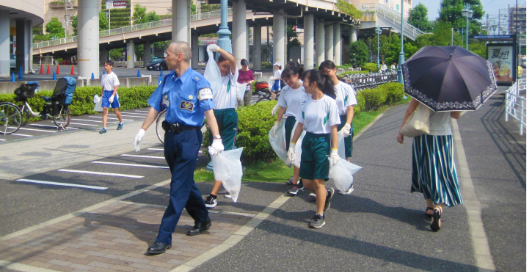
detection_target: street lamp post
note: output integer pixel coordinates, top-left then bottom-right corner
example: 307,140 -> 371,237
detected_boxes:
461,5 -> 473,50
397,0 -> 404,84
375,27 -> 381,69
216,0 -> 232,55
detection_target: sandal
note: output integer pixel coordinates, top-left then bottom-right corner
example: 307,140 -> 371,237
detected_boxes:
430,207 -> 442,232
425,207 -> 434,218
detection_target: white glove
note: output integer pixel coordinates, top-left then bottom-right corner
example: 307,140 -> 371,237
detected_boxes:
271,104 -> 279,116
93,94 -> 100,104
109,95 -> 115,103
287,143 -> 296,164
207,44 -> 220,52
339,123 -> 351,137
208,138 -> 224,156
271,121 -> 280,137
134,129 -> 146,152
329,149 -> 339,166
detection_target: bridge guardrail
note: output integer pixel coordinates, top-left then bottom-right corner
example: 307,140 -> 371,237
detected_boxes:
505,78 -> 526,135
344,70 -> 398,91
361,3 -> 424,38
34,8 -> 231,49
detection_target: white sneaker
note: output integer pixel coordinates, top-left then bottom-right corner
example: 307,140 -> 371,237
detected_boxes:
308,193 -> 316,199
204,196 -> 217,208
340,185 -> 355,195
224,194 -> 232,198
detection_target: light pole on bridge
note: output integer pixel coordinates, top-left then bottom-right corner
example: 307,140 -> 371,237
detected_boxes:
216,0 -> 232,54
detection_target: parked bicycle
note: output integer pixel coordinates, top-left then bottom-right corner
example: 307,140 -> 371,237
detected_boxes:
0,102 -> 22,135
15,77 -> 77,130
254,81 -> 280,103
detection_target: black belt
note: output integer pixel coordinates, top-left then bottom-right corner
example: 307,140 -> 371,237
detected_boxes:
162,120 -> 199,134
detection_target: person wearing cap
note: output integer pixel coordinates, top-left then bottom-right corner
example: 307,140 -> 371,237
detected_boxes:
271,62 -> 282,100
203,43 -> 239,208
238,59 -> 254,106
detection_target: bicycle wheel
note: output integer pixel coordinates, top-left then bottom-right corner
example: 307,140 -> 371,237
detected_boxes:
53,106 -> 71,129
19,104 -> 31,126
256,96 -> 272,103
155,109 -> 166,144
0,102 -> 22,135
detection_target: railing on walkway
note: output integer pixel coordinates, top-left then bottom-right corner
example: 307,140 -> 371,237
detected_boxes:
361,3 -> 425,38
33,9 -> 230,49
344,70 -> 398,91
505,78 -> 526,135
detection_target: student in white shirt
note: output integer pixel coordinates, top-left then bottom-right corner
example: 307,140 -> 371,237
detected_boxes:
270,66 -> 310,195
270,62 -> 282,100
288,69 -> 340,229
319,60 -> 358,194
203,44 -> 239,209
100,60 -> 123,134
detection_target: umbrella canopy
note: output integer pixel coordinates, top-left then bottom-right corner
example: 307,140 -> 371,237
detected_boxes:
401,46 -> 498,111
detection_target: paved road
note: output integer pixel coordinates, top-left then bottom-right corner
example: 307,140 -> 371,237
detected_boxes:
0,91 -> 524,272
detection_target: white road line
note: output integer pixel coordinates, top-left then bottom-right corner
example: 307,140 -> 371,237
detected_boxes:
147,148 -> 164,151
92,161 -> 168,169
88,116 -> 132,121
18,128 -> 57,133
0,139 -> 5,141
134,110 -> 149,113
17,179 -> 108,190
72,119 -> 116,123
29,124 -> 59,128
69,122 -> 99,127
452,119 -> 496,271
119,112 -> 147,116
57,169 -> 144,178
121,154 -> 165,159
12,134 -> 33,137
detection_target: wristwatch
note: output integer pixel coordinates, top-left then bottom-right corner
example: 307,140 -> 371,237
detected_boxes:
213,135 -> 222,139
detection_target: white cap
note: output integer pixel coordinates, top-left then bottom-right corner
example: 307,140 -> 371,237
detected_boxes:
273,62 -> 281,66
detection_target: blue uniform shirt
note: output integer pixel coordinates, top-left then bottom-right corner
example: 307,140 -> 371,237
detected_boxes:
148,68 -> 215,126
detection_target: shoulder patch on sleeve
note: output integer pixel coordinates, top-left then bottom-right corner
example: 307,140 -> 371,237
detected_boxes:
198,87 -> 213,100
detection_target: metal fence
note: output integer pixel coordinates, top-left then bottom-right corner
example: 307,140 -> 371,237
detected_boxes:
344,70 -> 399,91
505,78 -> 526,135
33,9 -> 229,49
361,3 -> 425,38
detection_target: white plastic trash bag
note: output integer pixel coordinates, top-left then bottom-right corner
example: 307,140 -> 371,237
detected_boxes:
337,130 -> 346,159
211,147 -> 244,202
204,49 -> 222,94
329,158 -> 362,192
93,94 -> 103,112
293,130 -> 306,168
269,120 -> 290,167
237,83 -> 247,99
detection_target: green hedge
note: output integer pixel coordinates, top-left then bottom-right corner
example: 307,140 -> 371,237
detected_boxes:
360,63 -> 379,73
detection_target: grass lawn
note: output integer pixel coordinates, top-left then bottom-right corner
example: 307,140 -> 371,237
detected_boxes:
194,96 -> 411,183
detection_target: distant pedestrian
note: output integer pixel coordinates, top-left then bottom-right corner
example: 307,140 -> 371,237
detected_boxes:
100,60 -> 123,134
390,63 -> 397,71
270,62 -> 282,100
381,61 -> 387,73
397,99 -> 463,231
288,69 -> 340,228
238,59 -> 254,106
133,41 -> 223,255
203,44 -> 239,209
319,60 -> 357,194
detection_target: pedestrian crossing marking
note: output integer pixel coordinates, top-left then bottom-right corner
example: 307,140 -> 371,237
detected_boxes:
57,169 -> 144,178
92,161 -> 168,169
17,179 -> 108,190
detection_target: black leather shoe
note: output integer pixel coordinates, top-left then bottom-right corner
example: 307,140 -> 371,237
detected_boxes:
146,242 -> 171,255
186,217 -> 211,236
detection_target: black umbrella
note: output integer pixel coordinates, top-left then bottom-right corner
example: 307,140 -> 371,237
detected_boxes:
401,46 -> 498,111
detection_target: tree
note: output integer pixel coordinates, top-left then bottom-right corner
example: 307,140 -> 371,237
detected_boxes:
438,0 -> 484,34
71,13 -> 110,35
45,17 -> 65,38
133,4 -> 148,24
408,3 -> 432,32
350,40 -> 369,66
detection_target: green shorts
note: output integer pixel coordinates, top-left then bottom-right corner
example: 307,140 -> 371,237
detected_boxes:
337,114 -> 354,158
210,108 -> 238,150
284,116 -> 296,151
299,132 -> 330,180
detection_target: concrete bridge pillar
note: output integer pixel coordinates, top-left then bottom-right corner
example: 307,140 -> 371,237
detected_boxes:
78,0 -> 100,78
325,24 -> 334,63
272,10 -> 285,67
127,40 -> 135,68
252,24 -> 261,70
316,19 -> 325,66
334,23 -> 341,66
143,42 -> 151,67
0,10 -> 10,77
100,50 -> 108,66
25,20 -> 33,73
350,26 -> 358,43
15,20 -> 27,73
191,32 -> 199,69
233,0 -> 247,67
303,14 -> 314,70
172,0 -> 189,42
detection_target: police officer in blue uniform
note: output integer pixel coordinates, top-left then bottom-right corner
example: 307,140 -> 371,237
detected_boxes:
134,41 -> 224,255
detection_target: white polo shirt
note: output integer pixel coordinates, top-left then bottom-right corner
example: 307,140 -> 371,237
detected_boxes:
101,72 -> 120,92
298,95 -> 341,134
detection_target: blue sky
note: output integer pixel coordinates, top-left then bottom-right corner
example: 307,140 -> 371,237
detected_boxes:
412,0 -> 526,21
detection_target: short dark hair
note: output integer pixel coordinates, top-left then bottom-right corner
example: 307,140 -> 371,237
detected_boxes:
241,59 -> 249,66
104,60 -> 114,67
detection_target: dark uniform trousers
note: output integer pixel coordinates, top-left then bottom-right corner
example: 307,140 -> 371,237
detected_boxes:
156,128 -> 208,245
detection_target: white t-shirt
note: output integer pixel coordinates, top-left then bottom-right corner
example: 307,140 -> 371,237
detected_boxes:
428,111 -> 453,135
277,85 -> 310,118
213,69 -> 239,109
298,95 -> 341,134
273,69 -> 282,80
334,82 -> 357,116
101,72 -> 120,92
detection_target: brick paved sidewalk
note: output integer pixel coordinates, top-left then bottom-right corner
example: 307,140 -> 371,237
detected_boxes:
0,201 -> 253,272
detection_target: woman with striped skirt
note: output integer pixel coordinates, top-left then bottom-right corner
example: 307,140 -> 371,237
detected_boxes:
397,98 -> 463,232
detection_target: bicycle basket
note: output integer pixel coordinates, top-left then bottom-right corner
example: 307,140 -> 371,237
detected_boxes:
14,82 -> 39,99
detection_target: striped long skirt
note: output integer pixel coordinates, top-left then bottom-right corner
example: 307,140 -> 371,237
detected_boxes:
411,134 -> 463,207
